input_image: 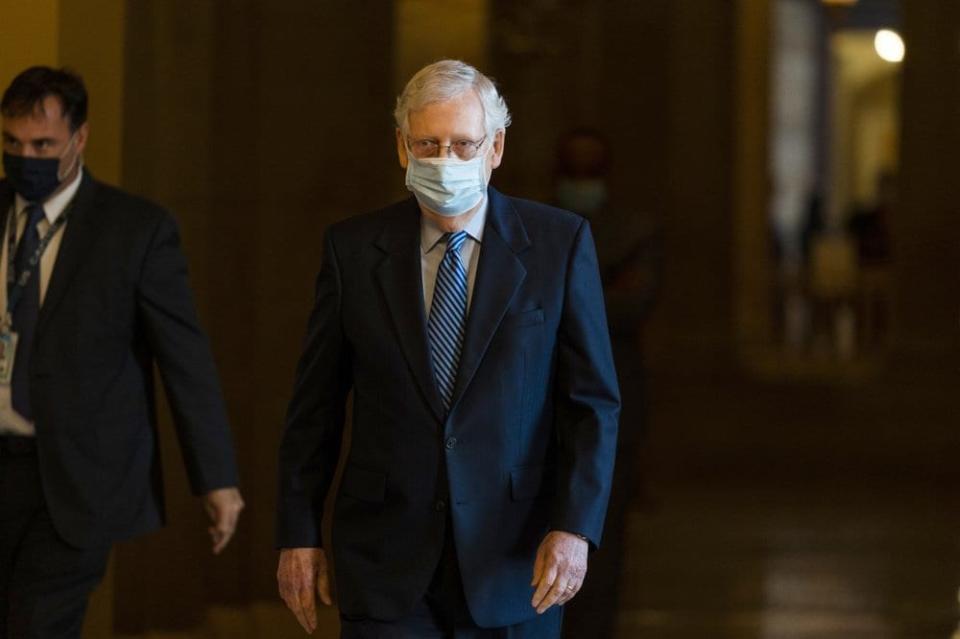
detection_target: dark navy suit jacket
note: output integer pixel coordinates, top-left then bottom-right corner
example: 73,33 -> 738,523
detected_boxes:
0,171 -> 238,548
277,187 -> 620,627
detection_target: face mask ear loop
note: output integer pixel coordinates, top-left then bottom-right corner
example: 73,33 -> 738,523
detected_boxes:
56,133 -> 80,182
478,132 -> 494,182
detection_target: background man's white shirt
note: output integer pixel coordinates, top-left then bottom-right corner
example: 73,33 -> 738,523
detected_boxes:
420,197 -> 487,316
0,169 -> 81,435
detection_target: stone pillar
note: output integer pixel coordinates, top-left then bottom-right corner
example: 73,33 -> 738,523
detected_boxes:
733,0 -> 772,351
115,1 -> 395,633
894,0 -> 960,363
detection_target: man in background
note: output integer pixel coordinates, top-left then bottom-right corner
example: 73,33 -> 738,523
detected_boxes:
0,66 -> 244,638
554,128 -> 661,639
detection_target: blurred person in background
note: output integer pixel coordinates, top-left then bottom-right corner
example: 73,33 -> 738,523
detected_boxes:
846,171 -> 893,268
554,127 -> 660,639
0,66 -> 244,639
846,171 -> 894,350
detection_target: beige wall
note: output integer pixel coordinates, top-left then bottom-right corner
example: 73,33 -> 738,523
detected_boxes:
0,0 -> 59,181
0,0 -> 60,86
395,0 -> 489,95
830,32 -> 900,225
58,0 -> 125,184
0,0 -> 124,183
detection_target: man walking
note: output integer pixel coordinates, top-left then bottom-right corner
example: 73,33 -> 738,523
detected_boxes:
277,60 -> 619,638
0,67 -> 244,638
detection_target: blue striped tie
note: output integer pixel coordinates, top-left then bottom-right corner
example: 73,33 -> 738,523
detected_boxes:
428,231 -> 469,412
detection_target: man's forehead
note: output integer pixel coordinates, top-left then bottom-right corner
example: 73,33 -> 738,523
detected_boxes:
407,93 -> 485,135
2,96 -> 67,129
420,89 -> 480,109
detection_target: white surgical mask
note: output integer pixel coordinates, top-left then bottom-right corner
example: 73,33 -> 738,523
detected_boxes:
405,154 -> 487,217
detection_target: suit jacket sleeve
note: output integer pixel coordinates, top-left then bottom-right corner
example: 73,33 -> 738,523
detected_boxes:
552,219 -> 621,547
276,228 -> 352,548
137,211 -> 239,494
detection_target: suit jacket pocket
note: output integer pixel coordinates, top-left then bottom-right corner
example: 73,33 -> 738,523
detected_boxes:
340,464 -> 387,503
503,307 -> 544,329
510,465 -> 554,501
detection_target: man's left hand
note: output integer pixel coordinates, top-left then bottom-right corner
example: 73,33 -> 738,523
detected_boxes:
531,530 -> 589,613
202,487 -> 245,554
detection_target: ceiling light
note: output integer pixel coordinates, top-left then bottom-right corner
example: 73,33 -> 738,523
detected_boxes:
874,29 -> 905,63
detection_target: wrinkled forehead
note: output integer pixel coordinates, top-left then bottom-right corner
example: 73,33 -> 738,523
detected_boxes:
406,91 -> 486,135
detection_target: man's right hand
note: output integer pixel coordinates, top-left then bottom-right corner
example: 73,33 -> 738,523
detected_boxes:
278,547 -> 332,634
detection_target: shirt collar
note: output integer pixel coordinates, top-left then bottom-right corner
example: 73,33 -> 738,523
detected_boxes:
420,195 -> 488,255
14,165 -> 84,224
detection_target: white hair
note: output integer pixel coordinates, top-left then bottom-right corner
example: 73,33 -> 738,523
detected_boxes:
394,59 -> 511,137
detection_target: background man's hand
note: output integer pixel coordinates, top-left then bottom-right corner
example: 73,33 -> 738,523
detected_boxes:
278,548 -> 332,634
531,531 -> 589,614
202,487 -> 244,554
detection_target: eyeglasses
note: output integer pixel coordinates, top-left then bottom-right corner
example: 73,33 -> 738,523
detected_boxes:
407,136 -> 487,161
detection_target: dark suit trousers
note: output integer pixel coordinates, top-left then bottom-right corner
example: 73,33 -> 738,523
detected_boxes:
0,438 -> 110,639
339,519 -> 562,639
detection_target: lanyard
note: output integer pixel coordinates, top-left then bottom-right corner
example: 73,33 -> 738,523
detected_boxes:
5,205 -> 69,317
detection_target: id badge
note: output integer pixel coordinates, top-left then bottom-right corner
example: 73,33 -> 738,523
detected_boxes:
0,331 -> 18,385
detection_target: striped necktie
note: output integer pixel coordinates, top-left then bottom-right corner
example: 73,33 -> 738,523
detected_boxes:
427,231 -> 469,412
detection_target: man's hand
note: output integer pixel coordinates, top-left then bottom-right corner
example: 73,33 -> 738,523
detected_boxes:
278,548 -> 332,634
202,487 -> 244,554
531,531 -> 589,614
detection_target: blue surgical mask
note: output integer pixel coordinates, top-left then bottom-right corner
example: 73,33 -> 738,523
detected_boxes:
405,154 -> 487,217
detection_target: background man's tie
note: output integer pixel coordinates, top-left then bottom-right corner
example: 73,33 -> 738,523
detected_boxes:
11,204 -> 46,420
428,231 -> 469,412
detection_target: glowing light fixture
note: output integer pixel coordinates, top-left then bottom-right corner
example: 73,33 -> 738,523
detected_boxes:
874,29 -> 905,63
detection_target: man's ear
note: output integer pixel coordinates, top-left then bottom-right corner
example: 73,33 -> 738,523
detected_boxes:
75,122 -> 90,155
396,128 -> 408,169
490,129 -> 505,170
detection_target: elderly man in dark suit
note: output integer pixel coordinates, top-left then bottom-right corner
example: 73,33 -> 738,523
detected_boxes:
0,67 -> 244,638
277,60 -> 619,638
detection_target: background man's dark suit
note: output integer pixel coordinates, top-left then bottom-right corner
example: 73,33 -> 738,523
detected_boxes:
0,170 -> 239,548
277,186 -> 620,628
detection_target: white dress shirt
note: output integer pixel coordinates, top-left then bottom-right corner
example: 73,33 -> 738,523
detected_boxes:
0,169 -> 82,436
420,197 -> 487,317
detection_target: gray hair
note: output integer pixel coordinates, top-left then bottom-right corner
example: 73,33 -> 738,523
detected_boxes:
394,60 -> 511,137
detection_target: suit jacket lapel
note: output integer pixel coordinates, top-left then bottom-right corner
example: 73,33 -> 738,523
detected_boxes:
449,187 -> 530,413
36,171 -> 100,338
374,200 -> 446,424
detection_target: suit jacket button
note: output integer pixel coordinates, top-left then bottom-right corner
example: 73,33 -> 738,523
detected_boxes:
435,499 -> 447,511
445,437 -> 457,450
